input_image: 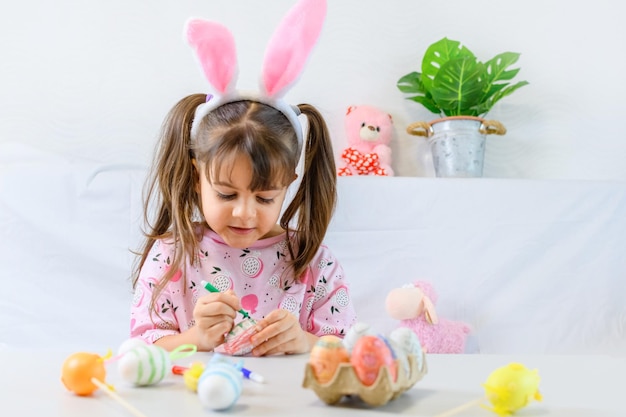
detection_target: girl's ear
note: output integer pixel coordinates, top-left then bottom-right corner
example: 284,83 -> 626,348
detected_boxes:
261,0 -> 327,98
185,19 -> 238,95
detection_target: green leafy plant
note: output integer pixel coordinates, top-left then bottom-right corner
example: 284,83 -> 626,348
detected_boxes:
397,37 -> 528,117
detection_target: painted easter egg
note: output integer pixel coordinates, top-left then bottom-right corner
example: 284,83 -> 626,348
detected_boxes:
221,317 -> 258,356
197,362 -> 243,410
389,327 -> 423,357
309,335 -> 350,384
117,344 -> 171,386
342,322 -> 372,353
389,327 -> 424,372
61,352 -> 106,396
117,337 -> 148,356
484,362 -> 542,415
183,363 -> 205,392
350,335 -> 397,386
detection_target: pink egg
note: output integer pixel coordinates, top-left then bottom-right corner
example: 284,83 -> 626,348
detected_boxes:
350,335 -> 397,386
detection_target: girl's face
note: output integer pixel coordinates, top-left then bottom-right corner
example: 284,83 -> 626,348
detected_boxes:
197,155 -> 290,249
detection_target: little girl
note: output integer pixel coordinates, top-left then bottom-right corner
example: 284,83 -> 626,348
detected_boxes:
130,0 -> 356,355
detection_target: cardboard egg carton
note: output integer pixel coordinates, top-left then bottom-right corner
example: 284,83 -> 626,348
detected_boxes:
302,352 -> 427,407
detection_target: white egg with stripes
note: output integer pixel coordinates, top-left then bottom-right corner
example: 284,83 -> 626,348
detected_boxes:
117,344 -> 171,386
197,362 -> 243,410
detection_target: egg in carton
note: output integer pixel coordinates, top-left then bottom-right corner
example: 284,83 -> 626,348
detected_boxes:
302,326 -> 428,407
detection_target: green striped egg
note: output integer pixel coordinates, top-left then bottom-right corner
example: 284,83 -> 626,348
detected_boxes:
117,344 -> 171,386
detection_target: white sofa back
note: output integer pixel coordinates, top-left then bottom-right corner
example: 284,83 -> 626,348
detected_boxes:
2,144 -> 625,354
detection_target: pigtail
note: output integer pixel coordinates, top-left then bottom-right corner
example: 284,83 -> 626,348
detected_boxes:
132,94 -> 206,300
281,103 -> 337,281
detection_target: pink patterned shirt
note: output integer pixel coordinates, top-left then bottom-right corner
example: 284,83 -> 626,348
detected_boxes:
130,228 -> 357,344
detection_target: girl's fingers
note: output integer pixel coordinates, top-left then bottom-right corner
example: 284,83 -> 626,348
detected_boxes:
197,314 -> 234,327
254,309 -> 290,332
196,297 -> 238,319
252,330 -> 303,356
252,333 -> 285,356
252,323 -> 274,342
195,320 -> 232,351
251,312 -> 306,356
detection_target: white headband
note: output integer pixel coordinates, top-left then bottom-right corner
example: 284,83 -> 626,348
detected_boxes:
190,91 -> 303,144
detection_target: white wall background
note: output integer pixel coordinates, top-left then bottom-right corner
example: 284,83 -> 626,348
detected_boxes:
1,0 -> 626,179
2,1 -> 626,354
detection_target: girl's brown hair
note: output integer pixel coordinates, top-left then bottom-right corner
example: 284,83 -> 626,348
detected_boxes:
132,94 -> 337,315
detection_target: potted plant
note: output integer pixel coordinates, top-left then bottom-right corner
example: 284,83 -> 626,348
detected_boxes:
397,37 -> 528,177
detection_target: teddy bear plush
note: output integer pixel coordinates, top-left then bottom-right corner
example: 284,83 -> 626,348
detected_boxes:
385,280 -> 471,354
337,105 -> 394,176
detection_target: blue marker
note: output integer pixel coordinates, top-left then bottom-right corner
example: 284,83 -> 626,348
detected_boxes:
241,367 -> 266,383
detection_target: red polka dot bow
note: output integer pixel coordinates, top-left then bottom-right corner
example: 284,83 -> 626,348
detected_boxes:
338,147 -> 388,176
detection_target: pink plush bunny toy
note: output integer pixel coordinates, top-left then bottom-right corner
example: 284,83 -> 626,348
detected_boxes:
385,280 -> 471,354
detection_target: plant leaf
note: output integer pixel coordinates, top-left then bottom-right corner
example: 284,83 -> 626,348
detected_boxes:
397,71 -> 425,94
476,52 -> 528,115
482,82 -> 508,102
409,95 -> 441,115
431,57 -> 486,116
397,71 -> 441,114
422,37 -> 474,93
398,37 -> 526,117
484,52 -> 522,84
481,80 -> 529,114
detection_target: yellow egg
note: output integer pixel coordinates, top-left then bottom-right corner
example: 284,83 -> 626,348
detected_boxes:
483,362 -> 542,415
183,363 -> 205,392
309,335 -> 350,383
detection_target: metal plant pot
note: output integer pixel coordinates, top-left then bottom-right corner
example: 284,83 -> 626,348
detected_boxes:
407,116 -> 506,178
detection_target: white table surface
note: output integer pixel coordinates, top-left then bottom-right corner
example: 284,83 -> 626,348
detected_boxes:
1,350 -> 624,416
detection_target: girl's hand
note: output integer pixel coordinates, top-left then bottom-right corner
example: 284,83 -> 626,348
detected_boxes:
250,309 -> 318,356
192,291 -> 240,351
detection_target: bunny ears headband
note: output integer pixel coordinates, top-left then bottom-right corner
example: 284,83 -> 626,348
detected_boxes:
186,0 -> 328,144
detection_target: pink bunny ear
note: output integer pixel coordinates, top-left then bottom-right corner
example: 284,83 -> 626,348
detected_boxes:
261,0 -> 327,97
186,19 -> 238,94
